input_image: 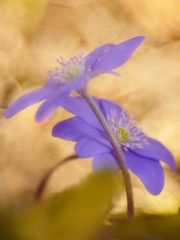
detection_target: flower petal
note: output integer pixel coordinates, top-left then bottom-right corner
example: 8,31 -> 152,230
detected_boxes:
66,72 -> 92,92
5,87 -> 51,118
60,96 -> 101,129
125,150 -> 164,195
106,70 -> 121,77
35,86 -> 70,122
92,153 -> 119,171
97,98 -> 123,118
52,117 -> 104,141
61,96 -> 124,129
75,136 -> 111,158
132,137 -> 176,171
36,73 -> 93,122
85,43 -> 114,70
93,36 -> 145,72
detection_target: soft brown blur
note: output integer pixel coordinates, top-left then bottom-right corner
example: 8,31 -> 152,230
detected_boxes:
0,0 -> 180,214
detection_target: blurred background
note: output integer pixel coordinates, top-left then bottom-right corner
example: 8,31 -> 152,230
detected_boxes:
0,0 -> 180,215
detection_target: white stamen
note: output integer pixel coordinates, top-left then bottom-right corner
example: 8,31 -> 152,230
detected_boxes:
48,52 -> 86,84
107,109 -> 148,150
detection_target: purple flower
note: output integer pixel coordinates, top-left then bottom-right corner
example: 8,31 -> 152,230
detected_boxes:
5,36 -> 144,121
52,97 -> 176,195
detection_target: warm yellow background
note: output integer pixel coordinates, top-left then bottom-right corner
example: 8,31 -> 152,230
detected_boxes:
0,0 -> 180,214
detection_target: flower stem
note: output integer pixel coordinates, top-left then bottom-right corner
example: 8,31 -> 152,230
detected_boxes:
35,154 -> 78,200
79,89 -> 134,218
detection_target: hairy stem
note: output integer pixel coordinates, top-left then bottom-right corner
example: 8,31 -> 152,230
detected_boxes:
79,89 -> 134,218
35,154 -> 78,200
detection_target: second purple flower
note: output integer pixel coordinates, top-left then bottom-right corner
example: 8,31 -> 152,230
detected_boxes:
52,96 -> 176,195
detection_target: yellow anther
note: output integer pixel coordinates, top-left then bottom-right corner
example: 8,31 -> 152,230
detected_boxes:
64,66 -> 82,80
115,128 -> 129,143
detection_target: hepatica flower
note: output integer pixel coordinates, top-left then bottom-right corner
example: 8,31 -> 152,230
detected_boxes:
5,36 -> 144,121
52,97 -> 176,195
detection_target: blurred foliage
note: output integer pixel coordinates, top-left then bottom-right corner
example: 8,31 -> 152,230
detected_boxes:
2,0 -> 49,35
0,171 -> 119,240
0,171 -> 180,240
99,214 -> 180,240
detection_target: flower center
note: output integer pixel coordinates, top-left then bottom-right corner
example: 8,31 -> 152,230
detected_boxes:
64,65 -> 83,81
115,127 -> 129,143
48,52 -> 86,84
107,109 -> 148,150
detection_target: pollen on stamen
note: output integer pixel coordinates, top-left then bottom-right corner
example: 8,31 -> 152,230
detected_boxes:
107,109 -> 148,150
48,52 -> 87,84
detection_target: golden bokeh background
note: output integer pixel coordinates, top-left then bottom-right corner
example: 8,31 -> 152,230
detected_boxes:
0,0 -> 180,214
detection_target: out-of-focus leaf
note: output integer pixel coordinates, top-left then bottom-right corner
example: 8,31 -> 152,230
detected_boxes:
3,171 -> 119,240
0,179 -> 180,240
0,209 -> 19,240
20,0 -> 48,15
98,214 -> 180,240
43,171 -> 119,240
3,0 -> 49,35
